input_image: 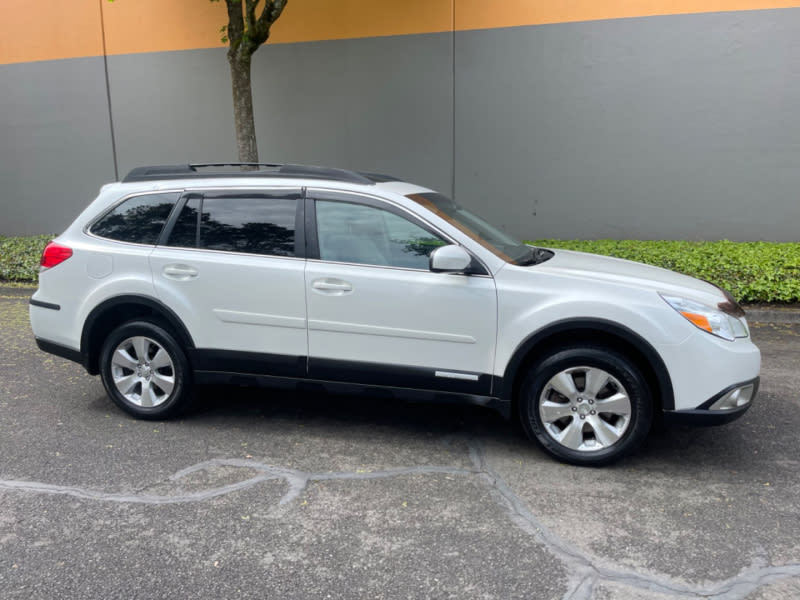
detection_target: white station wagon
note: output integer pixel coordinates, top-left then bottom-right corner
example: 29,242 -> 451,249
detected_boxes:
30,163 -> 761,465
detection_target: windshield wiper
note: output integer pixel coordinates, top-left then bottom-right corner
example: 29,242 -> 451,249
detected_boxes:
517,247 -> 554,266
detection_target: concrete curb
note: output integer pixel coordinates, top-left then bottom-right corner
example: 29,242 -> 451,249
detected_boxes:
0,286 -> 35,298
744,307 -> 800,324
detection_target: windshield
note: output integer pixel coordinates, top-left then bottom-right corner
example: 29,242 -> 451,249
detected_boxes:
406,192 -> 541,265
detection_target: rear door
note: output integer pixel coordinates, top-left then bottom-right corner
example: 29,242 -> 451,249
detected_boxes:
149,188 -> 308,377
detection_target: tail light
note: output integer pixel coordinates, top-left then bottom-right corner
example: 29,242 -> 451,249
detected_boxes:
40,242 -> 73,270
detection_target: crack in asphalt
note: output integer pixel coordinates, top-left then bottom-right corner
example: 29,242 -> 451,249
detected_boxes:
1,443 -> 799,599
467,442 -> 800,599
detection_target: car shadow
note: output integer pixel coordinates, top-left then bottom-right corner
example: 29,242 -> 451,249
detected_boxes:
85,381 -> 779,473
192,383 -> 513,437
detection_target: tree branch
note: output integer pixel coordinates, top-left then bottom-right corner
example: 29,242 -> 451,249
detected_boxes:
259,0 -> 289,32
252,1 -> 289,49
224,0 -> 245,54
244,0 -> 259,42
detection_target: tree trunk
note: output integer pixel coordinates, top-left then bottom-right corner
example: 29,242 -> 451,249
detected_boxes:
228,52 -> 259,164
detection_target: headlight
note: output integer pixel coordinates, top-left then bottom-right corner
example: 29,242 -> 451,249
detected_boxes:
661,295 -> 749,341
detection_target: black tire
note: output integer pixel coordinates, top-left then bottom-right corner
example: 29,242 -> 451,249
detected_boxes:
99,320 -> 193,420
518,346 -> 652,466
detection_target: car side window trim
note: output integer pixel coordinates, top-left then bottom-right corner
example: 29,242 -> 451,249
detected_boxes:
157,192 -> 187,246
304,196 -> 320,260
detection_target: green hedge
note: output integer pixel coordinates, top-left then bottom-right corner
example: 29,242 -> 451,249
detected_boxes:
0,235 -> 52,283
2,235 -> 799,303
529,239 -> 800,304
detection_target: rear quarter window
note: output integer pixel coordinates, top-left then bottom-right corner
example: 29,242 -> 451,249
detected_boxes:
90,192 -> 179,244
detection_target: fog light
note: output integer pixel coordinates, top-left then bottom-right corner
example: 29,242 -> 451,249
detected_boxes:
709,385 -> 755,411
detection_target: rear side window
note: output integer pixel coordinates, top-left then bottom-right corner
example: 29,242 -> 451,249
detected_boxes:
90,192 -> 179,244
166,194 -> 298,257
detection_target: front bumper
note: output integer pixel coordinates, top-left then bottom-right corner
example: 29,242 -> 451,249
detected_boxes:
663,377 -> 759,426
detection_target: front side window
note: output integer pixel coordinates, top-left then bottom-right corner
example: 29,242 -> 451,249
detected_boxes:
166,194 -> 297,257
90,192 -> 179,244
316,200 -> 446,269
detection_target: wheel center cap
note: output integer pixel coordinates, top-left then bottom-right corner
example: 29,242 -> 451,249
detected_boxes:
577,403 -> 592,417
140,365 -> 152,380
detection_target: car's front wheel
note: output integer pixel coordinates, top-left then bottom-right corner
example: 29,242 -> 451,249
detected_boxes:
519,346 -> 652,466
99,320 -> 193,419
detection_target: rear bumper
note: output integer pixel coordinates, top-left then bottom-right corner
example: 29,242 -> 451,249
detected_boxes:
663,377 -> 759,426
35,337 -> 84,367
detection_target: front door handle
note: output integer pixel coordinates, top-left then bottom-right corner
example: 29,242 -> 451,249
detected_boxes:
163,264 -> 199,281
312,278 -> 353,295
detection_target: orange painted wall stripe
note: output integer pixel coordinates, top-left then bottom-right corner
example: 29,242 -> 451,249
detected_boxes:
100,0 -> 229,56
101,0 -> 452,56
0,0 -> 105,65
455,0 -> 800,30
2,0 -> 800,65
267,0 -> 453,46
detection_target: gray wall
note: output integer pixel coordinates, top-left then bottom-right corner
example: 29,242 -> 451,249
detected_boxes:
108,48 -> 238,177
107,34 -> 454,198
0,58 -> 116,234
455,9 -> 800,241
2,8 -> 799,241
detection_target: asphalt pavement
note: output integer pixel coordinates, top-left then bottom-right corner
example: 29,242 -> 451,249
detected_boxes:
1,287 -> 799,599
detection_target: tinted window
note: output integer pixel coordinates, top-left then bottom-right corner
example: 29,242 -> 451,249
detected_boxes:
91,192 -> 178,244
316,200 -> 446,268
167,195 -> 297,257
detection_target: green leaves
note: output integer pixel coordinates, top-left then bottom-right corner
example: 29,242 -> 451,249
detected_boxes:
0,235 -> 52,282
3,234 -> 799,303
528,239 -> 800,304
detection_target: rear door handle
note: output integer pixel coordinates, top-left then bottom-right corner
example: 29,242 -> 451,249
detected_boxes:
312,278 -> 353,295
163,264 -> 199,281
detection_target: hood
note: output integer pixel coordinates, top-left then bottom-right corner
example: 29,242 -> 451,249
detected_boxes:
535,249 -> 724,302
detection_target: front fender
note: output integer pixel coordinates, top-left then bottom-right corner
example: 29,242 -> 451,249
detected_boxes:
497,316 -> 675,410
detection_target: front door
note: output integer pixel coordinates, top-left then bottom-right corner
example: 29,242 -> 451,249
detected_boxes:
305,192 -> 497,395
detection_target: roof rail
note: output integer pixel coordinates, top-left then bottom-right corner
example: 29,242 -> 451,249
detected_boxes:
121,163 -> 385,185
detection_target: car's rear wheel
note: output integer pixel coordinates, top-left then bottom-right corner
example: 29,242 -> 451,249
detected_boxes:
99,320 -> 193,419
519,346 -> 652,466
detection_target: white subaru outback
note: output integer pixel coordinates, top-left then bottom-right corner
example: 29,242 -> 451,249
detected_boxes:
30,163 -> 761,465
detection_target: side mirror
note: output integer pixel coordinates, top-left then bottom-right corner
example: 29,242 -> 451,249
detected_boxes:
429,245 -> 472,273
